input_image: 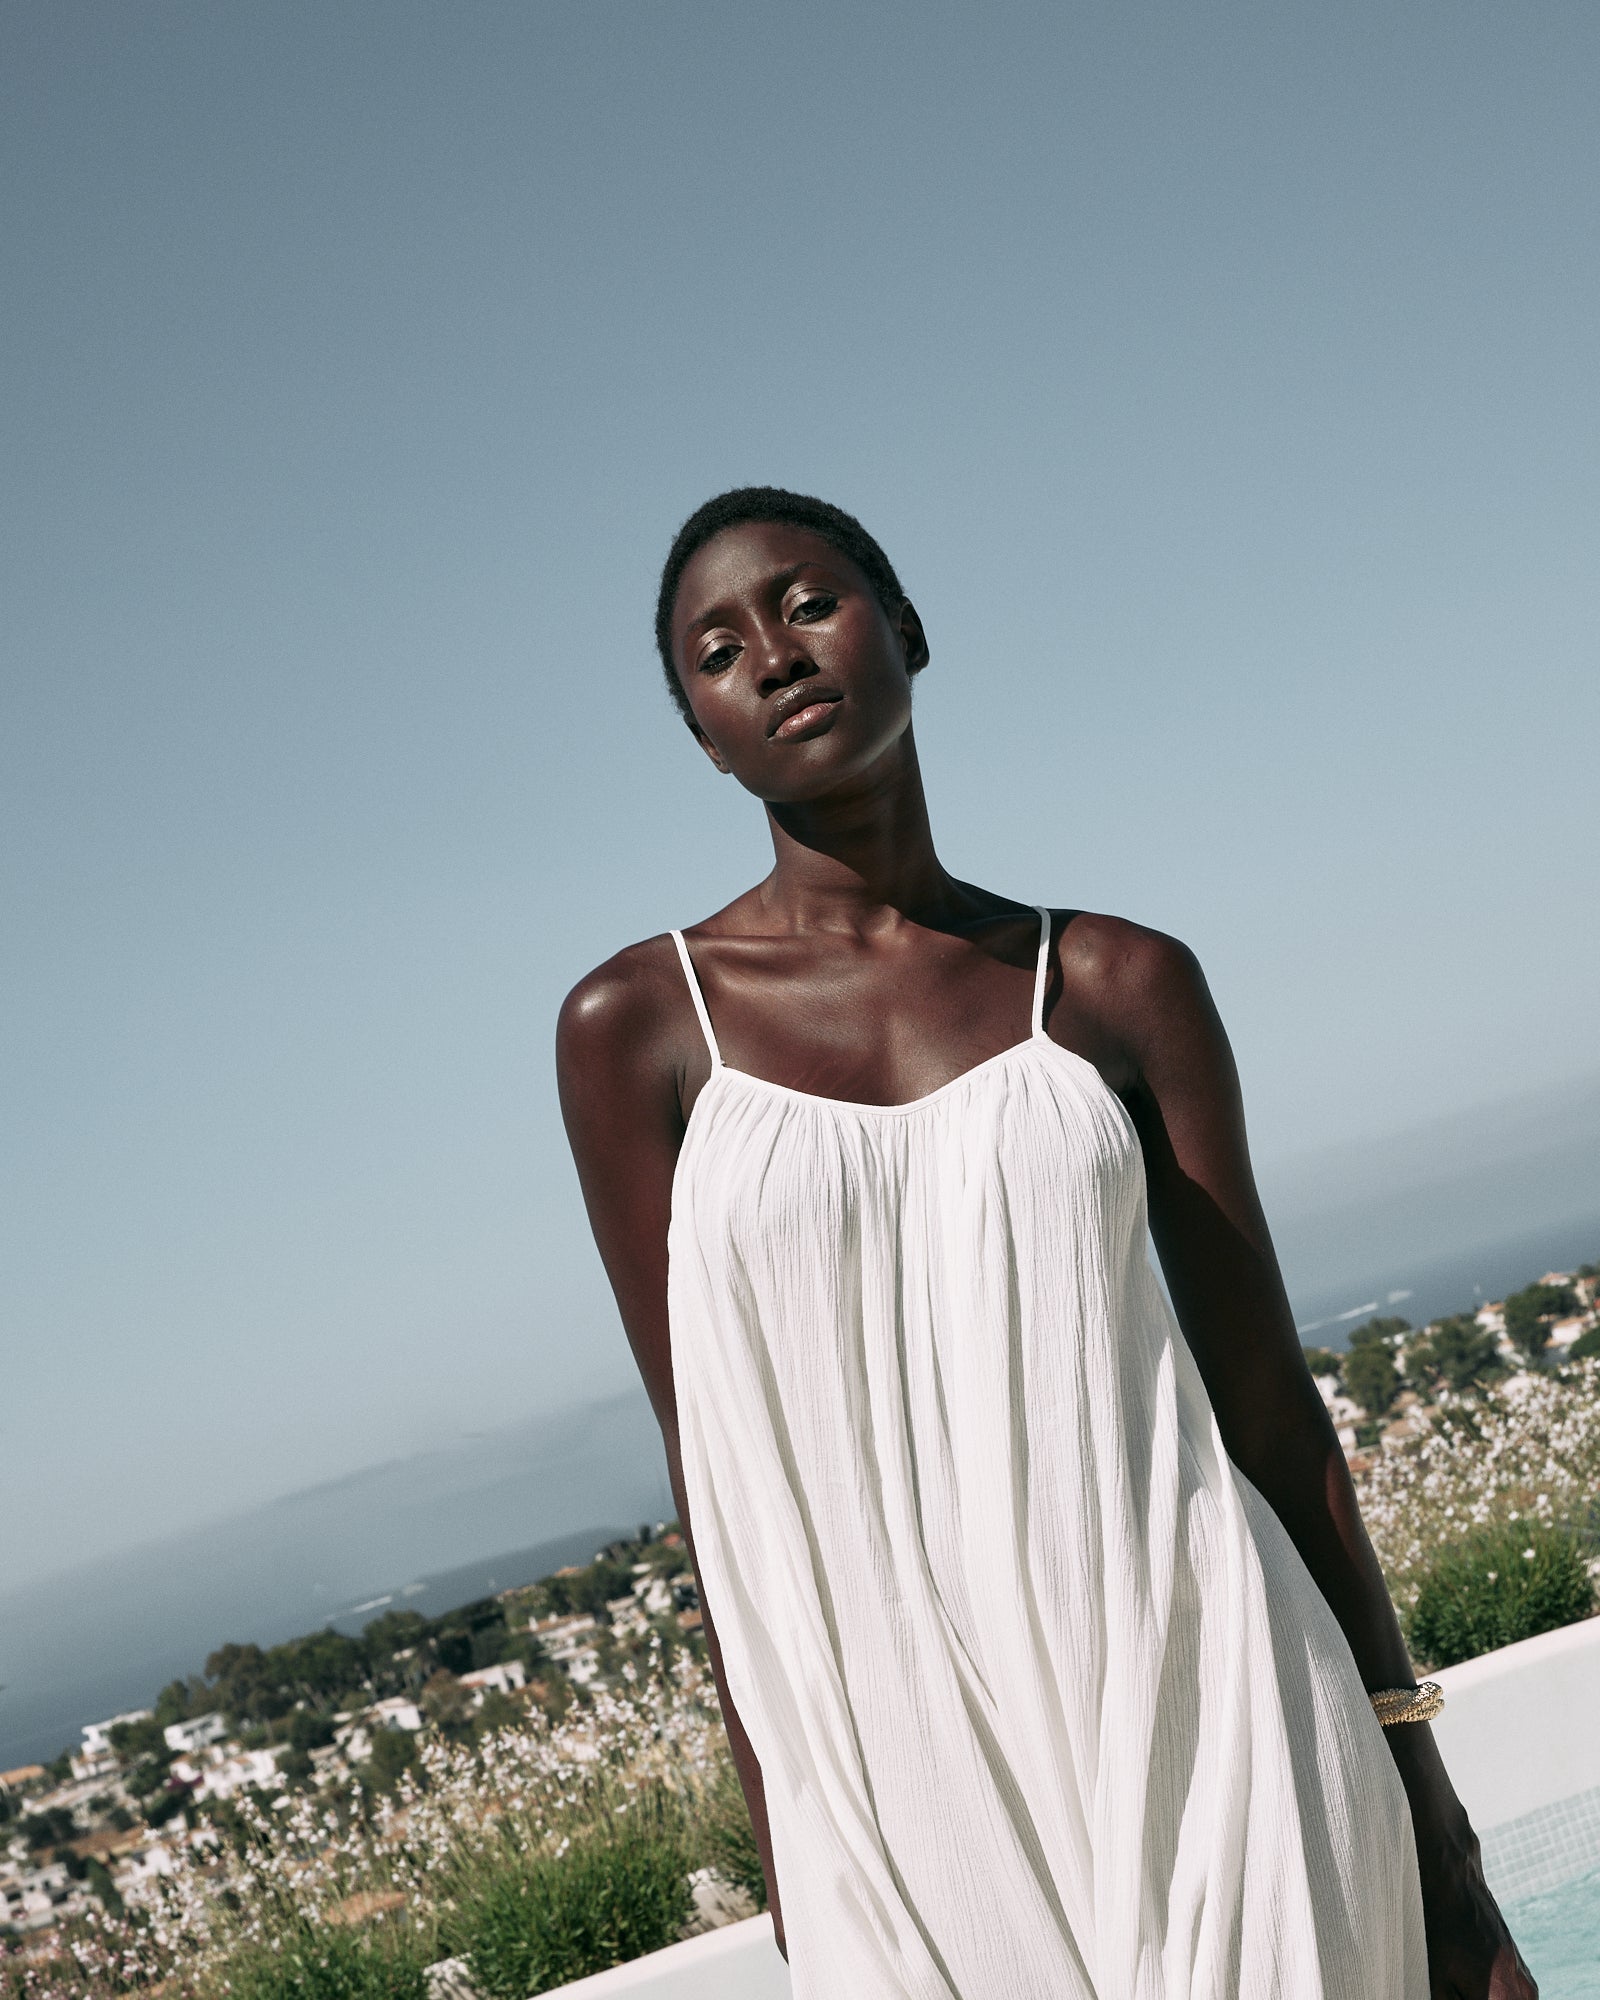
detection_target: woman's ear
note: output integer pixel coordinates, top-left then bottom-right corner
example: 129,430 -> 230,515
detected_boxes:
899,599 -> 930,677
687,714 -> 732,774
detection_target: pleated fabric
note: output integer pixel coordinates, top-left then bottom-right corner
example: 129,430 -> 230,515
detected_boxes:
665,910 -> 1428,2000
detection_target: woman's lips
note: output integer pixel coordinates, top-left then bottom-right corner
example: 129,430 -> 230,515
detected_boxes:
771,696 -> 842,740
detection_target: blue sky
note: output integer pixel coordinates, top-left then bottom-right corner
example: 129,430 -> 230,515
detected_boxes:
4,2 -> 1597,1589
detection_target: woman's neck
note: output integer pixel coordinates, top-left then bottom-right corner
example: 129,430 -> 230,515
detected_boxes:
755,731 -> 971,936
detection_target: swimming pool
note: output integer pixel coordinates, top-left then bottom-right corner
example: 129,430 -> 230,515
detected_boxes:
1431,1622 -> 1600,1996
1503,1864 -> 1600,1998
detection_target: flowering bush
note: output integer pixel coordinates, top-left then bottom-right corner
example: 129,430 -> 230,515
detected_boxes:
0,1646 -> 741,2000
1354,1355 -> 1600,1624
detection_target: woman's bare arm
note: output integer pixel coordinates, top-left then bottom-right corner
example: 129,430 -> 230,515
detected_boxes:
1086,921 -> 1533,2000
556,941 -> 786,1952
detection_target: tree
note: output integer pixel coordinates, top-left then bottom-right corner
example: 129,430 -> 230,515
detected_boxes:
276,1628 -> 367,1705
1340,1316 -> 1408,1416
110,1714 -> 166,1762
366,1726 -> 420,1795
126,1758 -> 174,1801
1407,1314 -> 1504,1394
421,1669 -> 475,1743
84,1857 -> 123,1917
1568,1324 -> 1600,1363
1349,1315 -> 1412,1347
143,1787 -> 188,1830
362,1608 -> 428,1669
287,1708 -> 338,1754
473,1690 -> 523,1738
278,1746 -> 314,1788
20,1807 -> 76,1854
1502,1283 -> 1578,1361
1343,1339 -> 1399,1419
154,1676 -> 206,1727
536,1560 -> 634,1620
1301,1347 -> 1342,1382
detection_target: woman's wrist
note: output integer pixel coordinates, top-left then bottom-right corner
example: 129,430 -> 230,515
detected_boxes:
1383,1722 -> 1471,1835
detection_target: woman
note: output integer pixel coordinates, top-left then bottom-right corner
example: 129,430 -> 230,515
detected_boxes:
557,488 -> 1533,1999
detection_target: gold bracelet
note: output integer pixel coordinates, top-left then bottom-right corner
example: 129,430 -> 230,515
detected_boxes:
1368,1681 -> 1444,1726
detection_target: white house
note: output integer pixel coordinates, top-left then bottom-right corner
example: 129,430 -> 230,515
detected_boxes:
111,1839 -> 178,1907
80,1711 -> 150,1760
183,1748 -> 282,1803
639,1574 -> 675,1617
367,1696 -> 424,1731
458,1661 -> 527,1701
0,1860 -> 76,1931
606,1593 -> 650,1640
533,1612 -> 602,1685
163,1713 -> 227,1756
70,1709 -> 152,1783
1312,1372 -> 1362,1452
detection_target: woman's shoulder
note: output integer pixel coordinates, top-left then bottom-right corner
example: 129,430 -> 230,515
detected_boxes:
556,896 -> 754,1069
557,932 -> 686,1065
1052,908 -> 1213,1044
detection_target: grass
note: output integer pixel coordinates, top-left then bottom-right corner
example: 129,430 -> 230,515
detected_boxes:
440,1785 -> 694,1998
691,1759 -> 768,1912
219,1924 -> 432,2000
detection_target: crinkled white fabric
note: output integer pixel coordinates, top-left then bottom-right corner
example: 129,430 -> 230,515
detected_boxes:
666,923 -> 1427,2000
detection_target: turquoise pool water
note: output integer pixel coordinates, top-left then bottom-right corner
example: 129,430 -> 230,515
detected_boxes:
1505,1864 -> 1600,1997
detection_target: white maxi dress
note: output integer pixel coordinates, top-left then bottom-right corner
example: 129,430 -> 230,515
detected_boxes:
666,909 -> 1428,2000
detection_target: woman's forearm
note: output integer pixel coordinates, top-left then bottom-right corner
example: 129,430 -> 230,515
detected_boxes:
1234,1392 -> 1468,1829
1239,1390 -> 1415,1684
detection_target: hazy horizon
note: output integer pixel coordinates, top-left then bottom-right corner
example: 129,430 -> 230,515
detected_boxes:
6,5 -> 1597,1589
4,1061 -> 1594,1603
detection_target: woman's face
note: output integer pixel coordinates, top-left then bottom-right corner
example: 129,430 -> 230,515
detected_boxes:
669,521 -> 928,803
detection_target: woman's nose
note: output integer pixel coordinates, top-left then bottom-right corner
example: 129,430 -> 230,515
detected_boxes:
754,627 -> 817,698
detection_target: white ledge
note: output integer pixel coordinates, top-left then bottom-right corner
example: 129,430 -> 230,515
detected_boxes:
1430,1613 -> 1600,1828
549,1913 -> 790,1996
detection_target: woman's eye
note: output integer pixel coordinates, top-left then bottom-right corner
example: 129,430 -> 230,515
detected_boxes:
790,594 -> 837,623
699,641 -> 741,673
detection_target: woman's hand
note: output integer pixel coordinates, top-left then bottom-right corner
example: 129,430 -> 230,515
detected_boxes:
1412,1797 -> 1537,1998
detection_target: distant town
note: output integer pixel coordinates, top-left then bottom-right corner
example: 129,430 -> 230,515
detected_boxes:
1304,1262 -> 1599,1464
3,1260 -> 1597,1950
1,1524 -> 701,1941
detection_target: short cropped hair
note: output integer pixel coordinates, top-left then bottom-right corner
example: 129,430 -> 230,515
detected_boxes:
655,487 -> 906,723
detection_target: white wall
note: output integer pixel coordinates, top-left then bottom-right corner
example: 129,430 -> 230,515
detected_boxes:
549,1913 -> 790,1998
1430,1614 -> 1600,1828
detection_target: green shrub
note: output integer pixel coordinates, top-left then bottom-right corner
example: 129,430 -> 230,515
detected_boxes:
1502,1282 -> 1579,1360
1407,1314 -> 1504,1394
366,1725 -> 421,1794
690,1761 -> 768,1910
1568,1324 -> 1600,1363
1344,1337 -> 1400,1418
1407,1520 -> 1595,1667
446,1789 -> 693,1997
221,1924 -> 430,2000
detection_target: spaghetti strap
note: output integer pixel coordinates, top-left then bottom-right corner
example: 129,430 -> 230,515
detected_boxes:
670,930 -> 723,1069
1030,905 -> 1052,1038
